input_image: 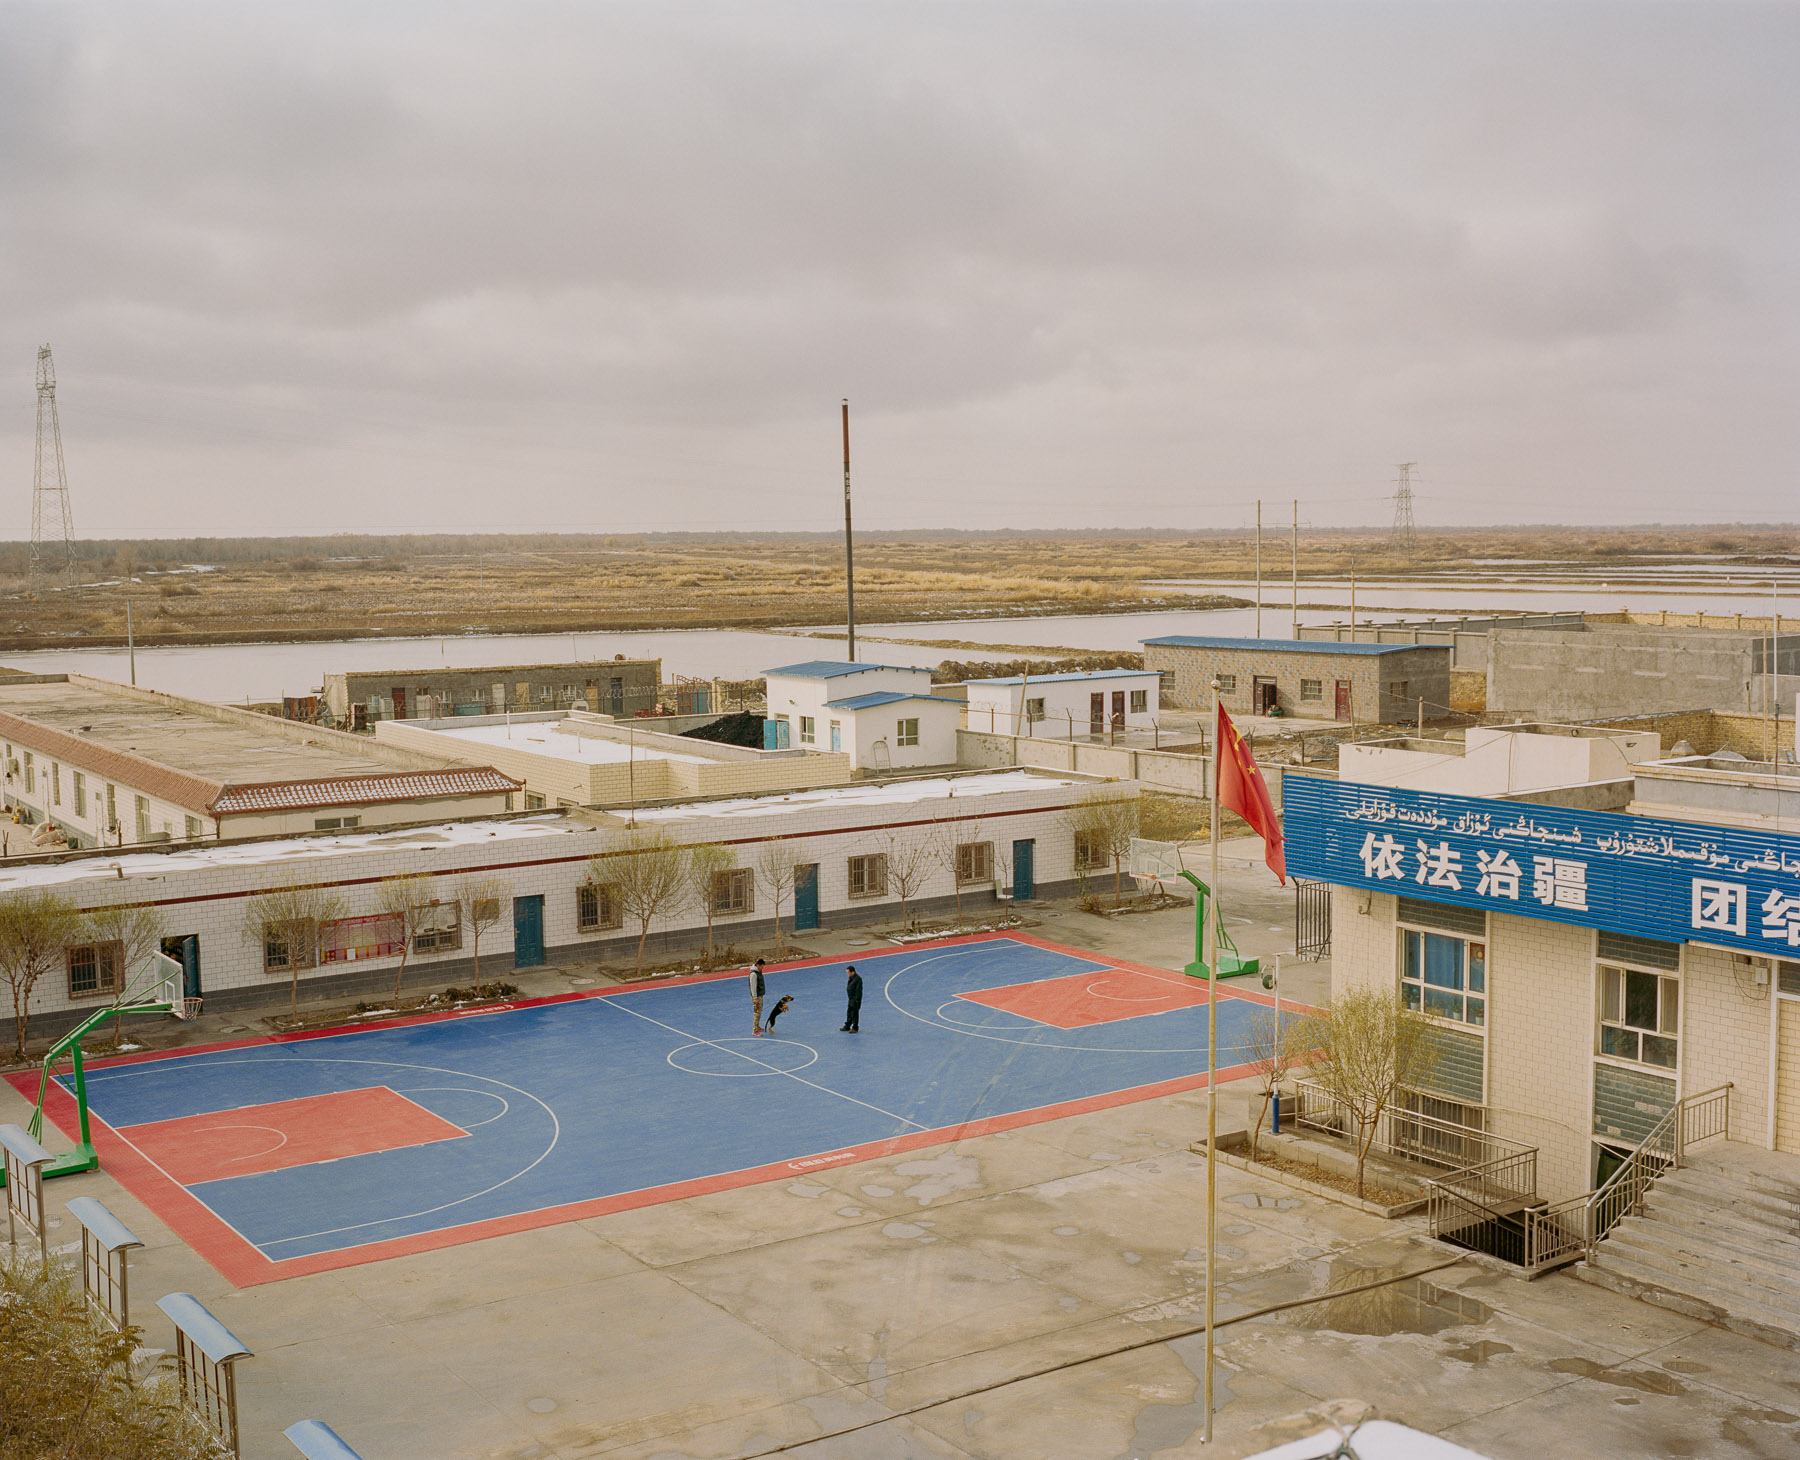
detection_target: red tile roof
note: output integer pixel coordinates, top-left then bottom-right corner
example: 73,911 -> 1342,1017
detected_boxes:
208,768 -> 521,816
0,710 -> 224,814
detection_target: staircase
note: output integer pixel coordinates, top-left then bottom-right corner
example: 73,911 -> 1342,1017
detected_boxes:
1577,1142 -> 1800,1350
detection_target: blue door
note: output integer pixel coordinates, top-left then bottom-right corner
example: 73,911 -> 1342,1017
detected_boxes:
793,864 -> 820,932
513,895 -> 545,968
830,722 -> 841,752
1012,839 -> 1035,901
162,935 -> 201,999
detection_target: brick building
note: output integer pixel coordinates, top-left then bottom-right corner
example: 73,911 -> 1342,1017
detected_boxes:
324,659 -> 662,729
1142,635 -> 1449,724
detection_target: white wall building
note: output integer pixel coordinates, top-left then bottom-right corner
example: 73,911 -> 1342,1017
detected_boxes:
13,769 -> 1128,1037
763,661 -> 961,771
1338,725 -> 1661,796
962,669 -> 1163,738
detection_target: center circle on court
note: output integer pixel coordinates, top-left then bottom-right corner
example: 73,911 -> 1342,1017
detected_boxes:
668,1038 -> 819,1077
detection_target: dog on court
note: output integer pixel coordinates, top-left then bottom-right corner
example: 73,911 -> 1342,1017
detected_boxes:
764,995 -> 794,1034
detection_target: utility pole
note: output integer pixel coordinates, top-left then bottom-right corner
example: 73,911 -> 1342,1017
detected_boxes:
30,345 -> 79,596
1254,500 -> 1262,638
1290,500 -> 1299,638
842,398 -> 856,662
1390,461 -> 1418,558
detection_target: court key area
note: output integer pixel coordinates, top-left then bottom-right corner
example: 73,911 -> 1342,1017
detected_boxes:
14,932 -> 1276,1286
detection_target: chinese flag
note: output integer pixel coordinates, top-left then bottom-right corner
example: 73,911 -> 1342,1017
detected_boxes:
1215,702 -> 1286,884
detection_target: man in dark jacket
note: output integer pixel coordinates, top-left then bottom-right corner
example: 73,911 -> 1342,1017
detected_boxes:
840,965 -> 862,1033
749,958 -> 767,1035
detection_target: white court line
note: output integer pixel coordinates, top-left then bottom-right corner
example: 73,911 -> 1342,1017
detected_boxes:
393,1086 -> 512,1128
204,1124 -> 289,1163
87,1054 -> 561,1251
881,946 -> 1250,1055
596,999 -> 929,1132
1083,978 -> 1176,1003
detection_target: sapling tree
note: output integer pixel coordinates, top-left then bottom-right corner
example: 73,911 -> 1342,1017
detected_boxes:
376,871 -> 436,1000
607,830 -> 691,973
0,889 -> 85,1059
686,841 -> 735,964
242,881 -> 345,1020
881,828 -> 938,932
84,901 -> 165,1041
1241,1005 -> 1307,1162
1064,791 -> 1140,905
452,874 -> 507,985
1300,987 -> 1436,1199
754,841 -> 803,957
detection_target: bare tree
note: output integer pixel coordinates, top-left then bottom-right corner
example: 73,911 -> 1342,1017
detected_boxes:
1064,791 -> 1140,905
1240,1006 -> 1307,1162
0,889 -> 86,1058
754,841 -> 803,957
376,872 -> 436,1000
452,874 -> 507,985
243,881 -> 346,1020
606,830 -> 692,973
686,842 -> 734,965
83,901 -> 165,1044
881,829 -> 938,932
1300,987 -> 1436,1199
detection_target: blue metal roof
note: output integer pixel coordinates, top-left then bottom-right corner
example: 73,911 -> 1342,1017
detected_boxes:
763,660 -> 924,680
963,669 -> 1157,686
825,691 -> 962,712
1142,635 -> 1439,657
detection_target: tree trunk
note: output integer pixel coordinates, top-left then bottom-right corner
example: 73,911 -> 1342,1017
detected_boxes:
11,984 -> 27,1060
393,949 -> 411,1000
1356,1118 -> 1379,1199
1250,1089 -> 1272,1161
1114,854 -> 1123,906
470,933 -> 481,986
636,920 -> 650,973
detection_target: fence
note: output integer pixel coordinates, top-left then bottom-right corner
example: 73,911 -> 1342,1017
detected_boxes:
158,1293 -> 254,1457
1289,1080 -> 1534,1176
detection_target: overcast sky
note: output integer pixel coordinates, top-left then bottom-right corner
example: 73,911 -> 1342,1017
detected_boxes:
2,2 -> 1795,538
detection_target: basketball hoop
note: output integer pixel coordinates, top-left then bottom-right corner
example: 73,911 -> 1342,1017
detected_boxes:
1128,838 -> 1194,901
170,996 -> 201,1021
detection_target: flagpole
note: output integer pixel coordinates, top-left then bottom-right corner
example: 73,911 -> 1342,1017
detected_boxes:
1204,678 -> 1221,1444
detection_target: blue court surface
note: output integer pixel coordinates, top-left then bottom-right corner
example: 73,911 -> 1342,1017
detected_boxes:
37,933 -> 1278,1285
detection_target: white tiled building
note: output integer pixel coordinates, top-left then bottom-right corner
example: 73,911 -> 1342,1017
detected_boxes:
14,769 -> 1127,1036
962,669 -> 1164,738
762,661 -> 962,771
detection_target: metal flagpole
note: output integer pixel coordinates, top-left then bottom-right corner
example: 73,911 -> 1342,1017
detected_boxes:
1290,500 -> 1298,639
1254,501 -> 1262,638
1203,678 -> 1221,1443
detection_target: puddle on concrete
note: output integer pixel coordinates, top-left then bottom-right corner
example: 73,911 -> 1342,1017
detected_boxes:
1547,1357 -> 1687,1395
1091,1150 -> 1123,1161
1052,1225 -> 1081,1236
786,1181 -> 829,1199
525,1397 -> 557,1414
836,1206 -> 864,1218
1735,1406 -> 1799,1424
1058,1296 -> 1082,1312
1122,1251 -> 1143,1265
894,1152 -> 982,1206
1661,1358 -> 1709,1374
1282,1262 -> 1492,1337
1222,1224 -> 1255,1238
860,1184 -> 895,1197
1225,1192 -> 1302,1211
882,1221 -> 927,1240
1445,1340 -> 1514,1365
1119,1345 -> 1237,1460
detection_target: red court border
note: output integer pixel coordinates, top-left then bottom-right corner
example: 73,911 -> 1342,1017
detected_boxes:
9,932 -> 1306,1288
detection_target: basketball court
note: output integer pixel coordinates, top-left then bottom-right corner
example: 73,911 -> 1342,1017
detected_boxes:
10,932 -> 1282,1287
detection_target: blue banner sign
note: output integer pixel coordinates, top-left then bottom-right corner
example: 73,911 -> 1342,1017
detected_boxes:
1283,775 -> 1800,960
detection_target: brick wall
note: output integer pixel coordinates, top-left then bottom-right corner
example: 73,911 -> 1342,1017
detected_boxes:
1145,643 -> 1447,724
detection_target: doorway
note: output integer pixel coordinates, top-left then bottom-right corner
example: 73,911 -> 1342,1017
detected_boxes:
793,864 -> 820,932
1253,677 -> 1278,714
161,935 -> 201,1001
1335,680 -> 1352,721
1012,839 -> 1035,900
512,896 -> 545,968
389,687 -> 408,720
1089,693 -> 1105,735
1111,690 -> 1126,731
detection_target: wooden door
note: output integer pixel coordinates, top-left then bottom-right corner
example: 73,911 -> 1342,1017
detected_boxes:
1335,680 -> 1352,721
1090,693 -> 1105,734
1111,690 -> 1125,730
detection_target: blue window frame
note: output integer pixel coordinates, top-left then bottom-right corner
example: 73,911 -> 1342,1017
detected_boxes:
1401,929 -> 1486,1026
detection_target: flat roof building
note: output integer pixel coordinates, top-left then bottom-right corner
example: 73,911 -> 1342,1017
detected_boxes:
324,659 -> 662,730
0,676 -> 518,848
962,669 -> 1163,738
375,708 -> 852,808
763,662 -> 963,772
1143,635 -> 1449,724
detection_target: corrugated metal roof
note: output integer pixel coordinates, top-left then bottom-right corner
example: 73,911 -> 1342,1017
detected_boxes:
824,691 -> 962,712
763,660 -> 924,680
1142,635 -> 1442,657
210,768 -> 521,815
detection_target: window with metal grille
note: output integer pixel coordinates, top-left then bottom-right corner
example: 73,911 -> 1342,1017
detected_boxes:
711,867 -> 754,915
184,816 -> 201,839
263,921 -> 318,975
578,882 -> 622,932
1395,896 -> 1486,938
1781,961 -> 1800,996
320,913 -> 403,965
1597,930 -> 1681,972
1025,697 -> 1045,722
799,716 -> 815,744
1299,679 -> 1322,701
412,902 -> 462,954
1129,689 -> 1148,714
848,853 -> 888,898
1074,830 -> 1106,871
1599,964 -> 1678,1070
72,772 -> 86,817
1216,675 -> 1236,694
50,762 -> 60,806
956,841 -> 993,884
1400,929 -> 1485,1026
67,942 -> 122,999
896,718 -> 920,748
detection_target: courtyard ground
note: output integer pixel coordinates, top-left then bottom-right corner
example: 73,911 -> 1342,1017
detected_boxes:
5,846 -> 1798,1460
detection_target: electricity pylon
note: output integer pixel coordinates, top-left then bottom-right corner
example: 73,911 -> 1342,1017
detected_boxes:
30,344 -> 79,596
1390,461 -> 1418,558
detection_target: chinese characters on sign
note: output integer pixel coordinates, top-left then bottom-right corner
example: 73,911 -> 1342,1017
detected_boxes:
1290,778 -> 1800,959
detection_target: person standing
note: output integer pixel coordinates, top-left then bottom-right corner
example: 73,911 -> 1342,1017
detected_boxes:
840,964 -> 862,1033
749,957 -> 767,1035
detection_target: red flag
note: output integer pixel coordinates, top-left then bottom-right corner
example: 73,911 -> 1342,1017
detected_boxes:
1215,702 -> 1286,884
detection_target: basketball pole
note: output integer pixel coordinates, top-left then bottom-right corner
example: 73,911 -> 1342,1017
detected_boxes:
1203,678 -> 1220,1443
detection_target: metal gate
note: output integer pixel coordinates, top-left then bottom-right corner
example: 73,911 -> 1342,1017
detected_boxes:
1295,878 -> 1331,960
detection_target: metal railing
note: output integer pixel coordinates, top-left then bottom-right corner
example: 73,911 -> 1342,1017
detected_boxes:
1580,1082 -> 1731,1260
1290,1079 -> 1535,1175
66,1197 -> 145,1335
